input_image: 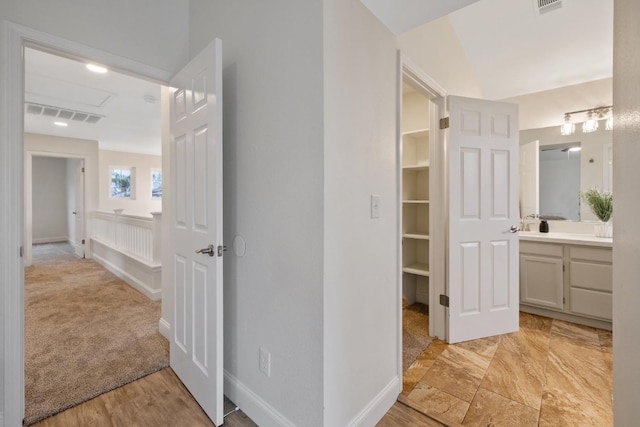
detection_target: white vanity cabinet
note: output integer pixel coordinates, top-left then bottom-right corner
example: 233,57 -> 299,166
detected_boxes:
519,233 -> 612,329
520,242 -> 564,310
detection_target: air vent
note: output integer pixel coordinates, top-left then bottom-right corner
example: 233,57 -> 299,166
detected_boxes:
24,102 -> 104,124
536,0 -> 562,14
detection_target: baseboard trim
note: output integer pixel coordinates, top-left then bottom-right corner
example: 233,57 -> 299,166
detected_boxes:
347,376 -> 400,427
92,252 -> 162,301
159,318 -> 170,340
224,370 -> 296,427
32,236 -> 68,244
520,305 -> 612,330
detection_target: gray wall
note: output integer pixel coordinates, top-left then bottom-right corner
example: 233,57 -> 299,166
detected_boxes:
32,157 -> 69,243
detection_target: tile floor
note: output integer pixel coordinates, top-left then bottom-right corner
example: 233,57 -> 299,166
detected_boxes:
400,312 -> 613,426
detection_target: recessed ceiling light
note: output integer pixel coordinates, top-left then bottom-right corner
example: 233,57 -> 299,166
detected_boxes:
86,64 -> 108,74
54,121 -> 68,127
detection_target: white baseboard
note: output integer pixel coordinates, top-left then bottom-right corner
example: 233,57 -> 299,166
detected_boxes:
159,317 -> 170,340
32,236 -> 68,244
347,376 -> 400,427
92,250 -> 161,301
224,370 -> 296,427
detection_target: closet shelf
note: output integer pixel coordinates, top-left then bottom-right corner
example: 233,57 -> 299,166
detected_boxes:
403,263 -> 430,277
403,233 -> 429,240
403,164 -> 430,171
403,200 -> 429,204
402,129 -> 429,138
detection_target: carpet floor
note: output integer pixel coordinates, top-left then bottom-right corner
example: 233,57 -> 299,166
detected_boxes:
24,243 -> 169,425
402,302 -> 432,371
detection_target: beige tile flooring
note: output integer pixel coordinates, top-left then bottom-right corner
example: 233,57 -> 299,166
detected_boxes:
399,312 -> 613,426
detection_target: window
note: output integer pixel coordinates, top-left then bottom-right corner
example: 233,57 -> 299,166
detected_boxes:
151,169 -> 162,199
110,167 -> 135,199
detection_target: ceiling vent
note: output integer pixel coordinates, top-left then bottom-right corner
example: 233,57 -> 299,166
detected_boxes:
25,102 -> 104,124
536,0 -> 562,14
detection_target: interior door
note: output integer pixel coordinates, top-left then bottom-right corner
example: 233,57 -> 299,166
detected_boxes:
519,140 -> 539,219
74,159 -> 85,258
446,95 -> 519,344
168,38 -> 224,425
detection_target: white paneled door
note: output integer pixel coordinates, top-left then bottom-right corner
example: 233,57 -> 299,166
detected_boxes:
447,96 -> 519,344
169,39 -> 224,425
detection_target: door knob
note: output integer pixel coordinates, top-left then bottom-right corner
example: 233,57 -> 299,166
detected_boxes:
72,211 -> 77,215
195,244 -> 215,257
509,226 -> 520,233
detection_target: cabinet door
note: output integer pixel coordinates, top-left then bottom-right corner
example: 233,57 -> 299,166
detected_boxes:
520,255 -> 564,309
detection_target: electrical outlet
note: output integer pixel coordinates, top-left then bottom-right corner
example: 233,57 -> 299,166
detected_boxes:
259,347 -> 271,377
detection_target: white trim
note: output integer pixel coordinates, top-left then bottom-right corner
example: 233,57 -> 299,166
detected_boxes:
1,21 -> 172,424
399,53 -> 447,341
158,318 -> 170,340
91,239 -> 162,301
394,50 -> 404,390
347,376 -> 400,427
224,370 -> 296,427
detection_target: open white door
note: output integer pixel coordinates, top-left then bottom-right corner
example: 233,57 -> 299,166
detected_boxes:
168,39 -> 224,425
519,140 -> 539,219
446,96 -> 519,344
74,159 -> 85,258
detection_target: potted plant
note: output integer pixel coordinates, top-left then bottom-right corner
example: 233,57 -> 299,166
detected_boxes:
580,188 -> 613,237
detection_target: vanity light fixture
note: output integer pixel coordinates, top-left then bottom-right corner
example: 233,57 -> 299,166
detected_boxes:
53,121 -> 68,127
86,63 -> 108,74
568,146 -> 581,152
560,106 -> 612,135
560,114 -> 575,136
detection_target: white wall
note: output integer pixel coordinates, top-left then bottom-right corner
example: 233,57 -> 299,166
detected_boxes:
98,150 -> 161,217
0,0 -> 188,75
502,78 -> 612,130
324,0 -> 399,425
398,16 -> 483,98
188,1 -> 325,426
32,156 -> 69,243
520,125 -> 613,221
613,0 -> 640,424
66,158 -> 80,246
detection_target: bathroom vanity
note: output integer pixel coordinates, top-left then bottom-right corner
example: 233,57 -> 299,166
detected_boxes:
519,231 -> 612,330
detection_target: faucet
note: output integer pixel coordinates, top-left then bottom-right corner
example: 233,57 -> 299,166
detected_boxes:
521,213 -> 539,232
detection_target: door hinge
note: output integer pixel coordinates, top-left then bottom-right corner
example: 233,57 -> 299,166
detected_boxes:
563,264 -> 565,272
439,117 -> 450,129
81,167 -> 85,173
439,294 -> 450,307
19,246 -> 23,257
217,245 -> 227,257
563,297 -> 565,304
82,239 -> 85,244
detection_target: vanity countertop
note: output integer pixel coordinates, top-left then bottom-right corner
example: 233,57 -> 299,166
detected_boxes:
519,231 -> 613,248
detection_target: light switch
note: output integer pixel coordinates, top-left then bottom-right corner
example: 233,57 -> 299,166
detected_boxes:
370,194 -> 380,219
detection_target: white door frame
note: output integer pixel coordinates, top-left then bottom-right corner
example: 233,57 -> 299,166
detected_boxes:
396,53 -> 448,379
24,151 -> 88,266
0,21 -> 171,426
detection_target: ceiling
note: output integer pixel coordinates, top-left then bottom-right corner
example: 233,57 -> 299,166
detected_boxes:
25,48 -> 161,155
365,0 -> 613,101
25,0 -> 613,148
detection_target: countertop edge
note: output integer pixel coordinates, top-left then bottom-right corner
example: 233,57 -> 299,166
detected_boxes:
519,232 -> 613,248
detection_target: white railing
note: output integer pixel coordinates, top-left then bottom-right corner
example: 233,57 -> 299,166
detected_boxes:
91,211 -> 162,265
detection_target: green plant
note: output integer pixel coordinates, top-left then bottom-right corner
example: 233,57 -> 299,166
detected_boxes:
581,189 -> 613,222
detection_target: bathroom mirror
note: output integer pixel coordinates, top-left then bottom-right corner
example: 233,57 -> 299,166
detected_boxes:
519,123 -> 613,222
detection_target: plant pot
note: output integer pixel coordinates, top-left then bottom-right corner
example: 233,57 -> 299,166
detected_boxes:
594,221 -> 613,238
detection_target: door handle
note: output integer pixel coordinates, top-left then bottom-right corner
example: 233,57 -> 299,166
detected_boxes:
508,226 -> 520,233
195,244 -> 215,257
72,211 -> 77,215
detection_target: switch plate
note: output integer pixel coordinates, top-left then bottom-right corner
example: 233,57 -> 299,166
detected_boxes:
370,194 -> 380,219
259,346 -> 271,377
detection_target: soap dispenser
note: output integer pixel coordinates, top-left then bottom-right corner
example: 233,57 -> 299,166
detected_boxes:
539,220 -> 549,233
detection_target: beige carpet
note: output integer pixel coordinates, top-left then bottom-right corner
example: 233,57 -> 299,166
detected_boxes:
24,243 -> 169,425
403,302 -> 432,371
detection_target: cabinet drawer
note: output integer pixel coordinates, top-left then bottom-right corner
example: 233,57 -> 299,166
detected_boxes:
570,262 -> 612,292
520,241 -> 563,257
570,288 -> 612,320
569,246 -> 612,263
